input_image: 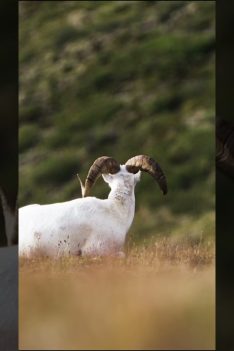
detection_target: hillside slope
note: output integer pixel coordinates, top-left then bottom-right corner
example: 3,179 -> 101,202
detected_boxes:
19,1 -> 215,243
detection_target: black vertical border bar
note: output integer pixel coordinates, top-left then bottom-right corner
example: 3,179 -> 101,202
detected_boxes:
0,0 -> 18,350
217,1 -> 234,350
0,0 -> 18,224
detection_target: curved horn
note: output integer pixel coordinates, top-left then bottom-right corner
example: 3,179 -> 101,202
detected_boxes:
78,156 -> 120,197
125,155 -> 168,195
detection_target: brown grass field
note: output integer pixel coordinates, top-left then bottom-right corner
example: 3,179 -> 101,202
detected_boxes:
19,238 -> 215,350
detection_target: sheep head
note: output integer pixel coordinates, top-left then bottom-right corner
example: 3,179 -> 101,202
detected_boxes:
78,155 -> 167,197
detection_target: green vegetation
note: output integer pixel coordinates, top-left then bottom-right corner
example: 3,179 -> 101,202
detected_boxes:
19,1 -> 215,243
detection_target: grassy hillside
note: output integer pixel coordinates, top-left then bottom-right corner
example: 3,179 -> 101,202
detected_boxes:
19,1 -> 215,244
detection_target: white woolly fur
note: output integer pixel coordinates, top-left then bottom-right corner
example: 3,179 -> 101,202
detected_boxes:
19,165 -> 141,257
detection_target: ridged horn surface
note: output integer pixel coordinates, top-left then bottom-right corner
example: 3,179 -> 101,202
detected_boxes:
125,155 -> 168,195
81,156 -> 120,197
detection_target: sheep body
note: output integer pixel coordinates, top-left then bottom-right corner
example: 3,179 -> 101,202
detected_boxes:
19,166 -> 139,257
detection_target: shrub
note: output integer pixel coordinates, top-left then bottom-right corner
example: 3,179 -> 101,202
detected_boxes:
19,124 -> 40,152
33,152 -> 79,185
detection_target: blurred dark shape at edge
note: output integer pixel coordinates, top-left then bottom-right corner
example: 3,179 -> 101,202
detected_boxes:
216,118 -> 234,180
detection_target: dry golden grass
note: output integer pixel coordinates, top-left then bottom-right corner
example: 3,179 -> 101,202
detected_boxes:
19,238 -> 215,350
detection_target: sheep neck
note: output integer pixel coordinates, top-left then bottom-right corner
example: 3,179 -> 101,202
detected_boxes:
108,185 -> 136,233
108,184 -> 135,207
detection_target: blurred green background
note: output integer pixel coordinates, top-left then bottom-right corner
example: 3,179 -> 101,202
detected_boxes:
19,1 -> 215,245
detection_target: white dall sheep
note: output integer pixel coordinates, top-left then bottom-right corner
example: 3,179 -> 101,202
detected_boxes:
19,155 -> 167,257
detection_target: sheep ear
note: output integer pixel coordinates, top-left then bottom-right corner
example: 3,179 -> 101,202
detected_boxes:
134,171 -> 141,184
102,173 -> 113,184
